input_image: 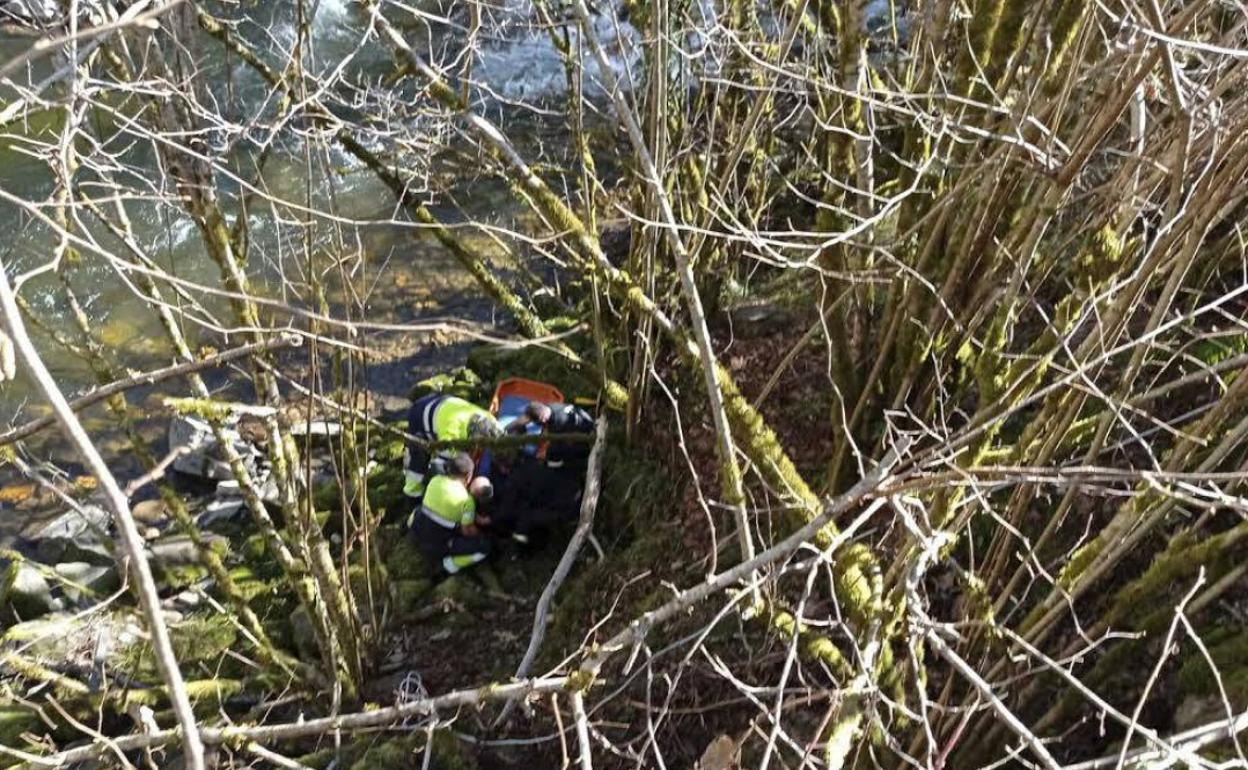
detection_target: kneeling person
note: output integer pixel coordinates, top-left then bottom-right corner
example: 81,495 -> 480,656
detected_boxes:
409,453 -> 494,576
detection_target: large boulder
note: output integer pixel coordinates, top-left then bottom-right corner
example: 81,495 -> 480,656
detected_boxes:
148,534 -> 228,568
146,534 -> 227,593
196,497 -> 247,530
2,610 -> 148,680
54,561 -> 121,605
28,504 -> 111,564
1,562 -> 60,623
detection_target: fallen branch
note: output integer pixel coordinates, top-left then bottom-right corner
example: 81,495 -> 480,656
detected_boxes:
1063,710 -> 1248,770
3,676 -> 569,769
572,690 -> 594,770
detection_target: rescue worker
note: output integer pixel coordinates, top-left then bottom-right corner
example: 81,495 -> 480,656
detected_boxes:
498,401 -> 595,545
508,401 -> 595,469
404,393 -> 502,499
408,452 -> 494,576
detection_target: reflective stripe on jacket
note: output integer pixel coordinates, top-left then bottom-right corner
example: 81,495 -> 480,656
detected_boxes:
421,474 -> 476,528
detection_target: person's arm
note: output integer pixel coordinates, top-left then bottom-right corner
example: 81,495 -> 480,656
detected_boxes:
463,492 -> 494,532
459,499 -> 480,535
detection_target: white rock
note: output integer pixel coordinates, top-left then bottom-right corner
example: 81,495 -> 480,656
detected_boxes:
289,420 -> 342,437
28,505 -> 111,564
168,415 -> 260,480
197,498 -> 246,529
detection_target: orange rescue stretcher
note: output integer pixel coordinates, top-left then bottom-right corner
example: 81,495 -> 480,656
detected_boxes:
478,377 -> 565,472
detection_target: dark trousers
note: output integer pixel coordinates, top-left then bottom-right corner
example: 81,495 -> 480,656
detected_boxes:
404,395 -> 443,496
406,395 -> 443,464
495,458 -> 584,539
411,513 -> 491,574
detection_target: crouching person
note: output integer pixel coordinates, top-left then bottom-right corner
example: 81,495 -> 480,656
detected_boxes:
407,453 -> 494,577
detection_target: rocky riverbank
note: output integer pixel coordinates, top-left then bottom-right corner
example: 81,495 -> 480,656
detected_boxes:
0,340 -> 675,768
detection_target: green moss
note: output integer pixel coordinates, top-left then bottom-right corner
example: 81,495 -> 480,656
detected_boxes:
382,527 -> 430,580
242,532 -> 269,562
225,567 -> 274,601
154,564 -> 211,592
1177,627 -> 1248,708
1108,525 -> 1248,629
116,679 -> 243,713
1192,333 -> 1248,367
465,343 -> 601,402
834,543 -> 883,629
389,578 -> 433,620
367,464 -> 408,520
312,479 -> 342,512
408,366 -> 485,402
714,361 -> 821,523
823,694 -> 866,768
0,706 -> 42,756
1076,225 -> 1124,289
2,615 -> 72,644
374,432 -> 407,464
1044,0 -> 1089,85
431,575 -> 487,607
163,396 -> 236,422
169,613 -> 239,664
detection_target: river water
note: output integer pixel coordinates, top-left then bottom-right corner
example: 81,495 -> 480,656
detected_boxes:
0,0 -> 640,407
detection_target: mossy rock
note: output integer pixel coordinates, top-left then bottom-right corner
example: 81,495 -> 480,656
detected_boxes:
408,366 -> 485,402
286,606 -> 320,663
110,611 -> 238,678
0,706 -> 42,760
367,464 -> 409,521
168,613 -> 238,666
389,578 -> 434,621
431,575 -> 488,608
312,478 -> 342,512
382,527 -> 430,580
154,563 -> 211,593
242,532 -> 269,562
373,431 -> 407,464
349,730 -> 476,770
225,566 -> 280,602
465,343 -> 600,401
466,564 -> 503,595
1177,626 -> 1248,708
0,561 -> 56,623
2,614 -> 78,645
347,562 -> 387,606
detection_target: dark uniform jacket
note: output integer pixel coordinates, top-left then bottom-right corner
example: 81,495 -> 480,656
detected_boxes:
543,402 -> 595,466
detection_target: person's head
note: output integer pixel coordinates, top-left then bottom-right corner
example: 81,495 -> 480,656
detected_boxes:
468,414 -> 502,440
523,402 -> 552,426
468,476 -> 494,502
448,452 -> 475,481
